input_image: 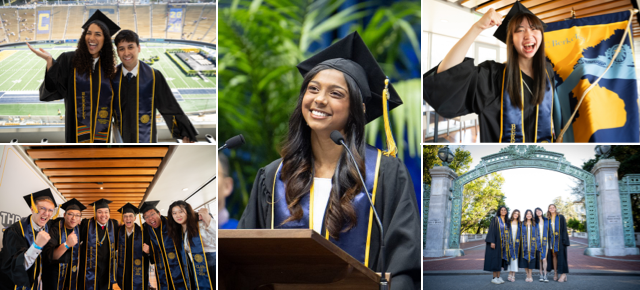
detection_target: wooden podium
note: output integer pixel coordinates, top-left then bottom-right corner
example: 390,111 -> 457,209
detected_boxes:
219,229 -> 388,289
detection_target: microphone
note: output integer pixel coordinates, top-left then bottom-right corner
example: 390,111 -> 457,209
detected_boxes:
330,130 -> 388,289
218,134 -> 245,151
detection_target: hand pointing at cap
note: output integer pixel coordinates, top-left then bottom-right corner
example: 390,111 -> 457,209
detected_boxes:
475,8 -> 503,31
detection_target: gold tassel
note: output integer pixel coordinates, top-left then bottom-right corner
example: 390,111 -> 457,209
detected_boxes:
382,78 -> 397,157
52,206 -> 60,219
31,194 -> 38,214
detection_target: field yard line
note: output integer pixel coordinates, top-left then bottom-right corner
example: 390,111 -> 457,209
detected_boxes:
7,51 -> 43,91
0,52 -> 33,88
19,51 -> 58,91
161,48 -> 194,89
145,48 -> 177,88
157,48 -> 190,88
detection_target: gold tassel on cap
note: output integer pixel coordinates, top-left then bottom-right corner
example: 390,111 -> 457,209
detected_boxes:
52,206 -> 60,219
382,78 -> 397,157
31,194 -> 38,214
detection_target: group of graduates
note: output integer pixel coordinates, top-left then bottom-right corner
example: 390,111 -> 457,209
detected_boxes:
26,10 -> 198,143
484,204 -> 570,284
0,189 -> 215,290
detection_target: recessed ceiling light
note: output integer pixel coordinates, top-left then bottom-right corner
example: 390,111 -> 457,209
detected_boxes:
182,188 -> 189,191
100,187 -> 103,190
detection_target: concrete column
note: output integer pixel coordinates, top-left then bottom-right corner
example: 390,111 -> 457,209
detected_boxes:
424,166 -> 457,257
591,159 -> 632,256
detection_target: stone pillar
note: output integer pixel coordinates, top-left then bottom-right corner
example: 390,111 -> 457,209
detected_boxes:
591,159 -> 632,256
424,166 -> 457,257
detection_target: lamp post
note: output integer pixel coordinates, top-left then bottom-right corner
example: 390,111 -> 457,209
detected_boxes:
437,145 -> 455,167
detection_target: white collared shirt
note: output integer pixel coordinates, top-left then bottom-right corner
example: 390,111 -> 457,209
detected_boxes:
24,219 -> 44,270
122,62 -> 139,78
183,218 -> 217,256
93,57 -> 99,70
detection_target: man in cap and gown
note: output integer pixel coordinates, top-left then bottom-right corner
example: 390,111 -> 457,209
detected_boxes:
41,198 -> 85,290
0,189 -> 58,290
78,198 -> 119,290
140,201 -> 186,290
237,32 -> 421,289
115,203 -> 150,290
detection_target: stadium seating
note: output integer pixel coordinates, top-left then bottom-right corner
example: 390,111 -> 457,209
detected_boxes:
151,3 -> 168,39
192,5 -> 216,43
50,6 -> 67,40
136,5 -> 151,39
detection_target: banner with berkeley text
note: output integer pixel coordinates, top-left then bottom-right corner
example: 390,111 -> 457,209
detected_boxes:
545,10 -> 639,142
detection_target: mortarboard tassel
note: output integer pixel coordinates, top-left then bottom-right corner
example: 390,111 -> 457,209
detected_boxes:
382,78 -> 397,157
31,194 -> 38,214
52,206 -> 60,219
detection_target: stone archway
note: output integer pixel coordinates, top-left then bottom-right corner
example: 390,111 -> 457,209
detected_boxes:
423,145 -> 640,258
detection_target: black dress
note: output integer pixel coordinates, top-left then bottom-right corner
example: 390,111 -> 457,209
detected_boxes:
39,51 -> 113,143
423,58 -> 561,142
238,155 -> 421,290
547,215 -> 570,275
114,65 -> 199,143
484,217 -> 510,271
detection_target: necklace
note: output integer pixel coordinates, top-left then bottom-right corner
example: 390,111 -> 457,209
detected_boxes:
522,78 -> 533,96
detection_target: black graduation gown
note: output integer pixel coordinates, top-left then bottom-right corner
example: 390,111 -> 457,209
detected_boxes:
423,58 -> 559,142
114,67 -> 199,143
78,218 -> 119,290
237,155 -> 421,290
484,217 -> 509,272
144,218 -> 180,290
115,226 -> 150,290
546,215 -> 570,275
0,216 -> 56,290
41,218 -> 78,290
39,51 -> 112,143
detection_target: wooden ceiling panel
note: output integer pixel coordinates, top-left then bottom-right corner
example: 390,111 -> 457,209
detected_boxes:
54,183 -> 150,189
36,158 -> 162,169
26,147 -> 168,159
495,0 -> 557,14
535,0 -> 617,20
49,176 -> 154,183
60,189 -> 147,193
43,168 -> 157,176
461,0 -> 493,9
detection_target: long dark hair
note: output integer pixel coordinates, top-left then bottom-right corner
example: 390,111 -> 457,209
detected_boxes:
280,64 -> 367,240
510,209 -> 521,223
73,21 -> 116,79
166,201 -> 199,247
523,209 -> 534,226
495,206 -> 509,220
505,13 -> 547,110
534,207 -> 545,224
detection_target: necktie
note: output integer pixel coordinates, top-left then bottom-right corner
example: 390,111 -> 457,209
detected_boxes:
126,72 -> 133,83
101,225 -> 105,230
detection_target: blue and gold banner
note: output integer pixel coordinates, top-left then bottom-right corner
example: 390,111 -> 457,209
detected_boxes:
168,8 -> 183,33
37,10 -> 50,35
545,10 -> 639,142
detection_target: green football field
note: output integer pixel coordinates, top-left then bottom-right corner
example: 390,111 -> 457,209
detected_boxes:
0,44 -> 216,116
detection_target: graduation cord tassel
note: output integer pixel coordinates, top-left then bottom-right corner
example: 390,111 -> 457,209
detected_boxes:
381,78 -> 397,157
31,194 -> 38,213
52,206 -> 60,219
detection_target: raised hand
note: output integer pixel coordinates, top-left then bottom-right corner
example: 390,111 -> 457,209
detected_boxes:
475,8 -> 503,31
35,231 -> 51,248
143,243 -> 150,254
26,42 -> 54,70
66,231 -> 78,247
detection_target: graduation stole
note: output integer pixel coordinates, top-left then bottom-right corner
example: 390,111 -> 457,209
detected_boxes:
549,215 -> 560,252
112,61 -> 156,143
57,220 -> 80,290
511,221 -> 521,261
272,145 -> 382,266
147,218 -> 186,290
499,69 -> 553,143
73,60 -> 113,143
540,218 -> 549,259
497,217 -> 514,261
15,216 -> 48,290
116,225 -> 144,290
520,222 -> 540,262
179,226 -> 214,290
84,218 -> 116,290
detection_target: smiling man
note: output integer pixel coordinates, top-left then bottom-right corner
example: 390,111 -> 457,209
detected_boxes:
140,201 -> 186,290
112,29 -> 198,143
0,189 -> 57,290
115,203 -> 150,290
78,198 -> 119,290
41,198 -> 85,290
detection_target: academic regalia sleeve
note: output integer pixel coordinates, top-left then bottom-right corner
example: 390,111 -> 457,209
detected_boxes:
0,226 -> 33,286
423,58 -> 503,119
560,215 -> 570,247
372,156 -> 421,290
41,222 -> 69,264
39,51 -> 72,102
237,166 -> 271,229
153,70 -> 199,141
486,217 -> 498,244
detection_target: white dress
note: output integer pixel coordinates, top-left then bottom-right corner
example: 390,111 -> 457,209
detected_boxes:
507,222 -> 519,272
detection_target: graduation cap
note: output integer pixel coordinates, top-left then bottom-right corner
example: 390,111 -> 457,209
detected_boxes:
140,201 -> 160,215
82,10 -> 120,36
60,198 -> 87,212
296,31 -> 401,156
493,1 -> 547,44
89,198 -> 112,210
23,188 -> 57,213
118,203 -> 140,215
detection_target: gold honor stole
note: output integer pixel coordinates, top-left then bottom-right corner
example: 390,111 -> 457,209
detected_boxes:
146,218 -> 186,290
113,61 -> 156,143
271,145 -> 382,266
73,60 -> 114,143
116,225 -> 144,289
499,69 -> 554,143
84,219 -> 116,290
15,216 -> 48,290
180,227 -> 214,289
56,220 -> 80,290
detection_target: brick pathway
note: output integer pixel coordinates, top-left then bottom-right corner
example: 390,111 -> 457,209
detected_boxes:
424,238 -> 640,272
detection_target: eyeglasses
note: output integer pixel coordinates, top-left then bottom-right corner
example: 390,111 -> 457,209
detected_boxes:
67,214 -> 82,219
37,207 -> 55,215
143,211 -> 156,220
